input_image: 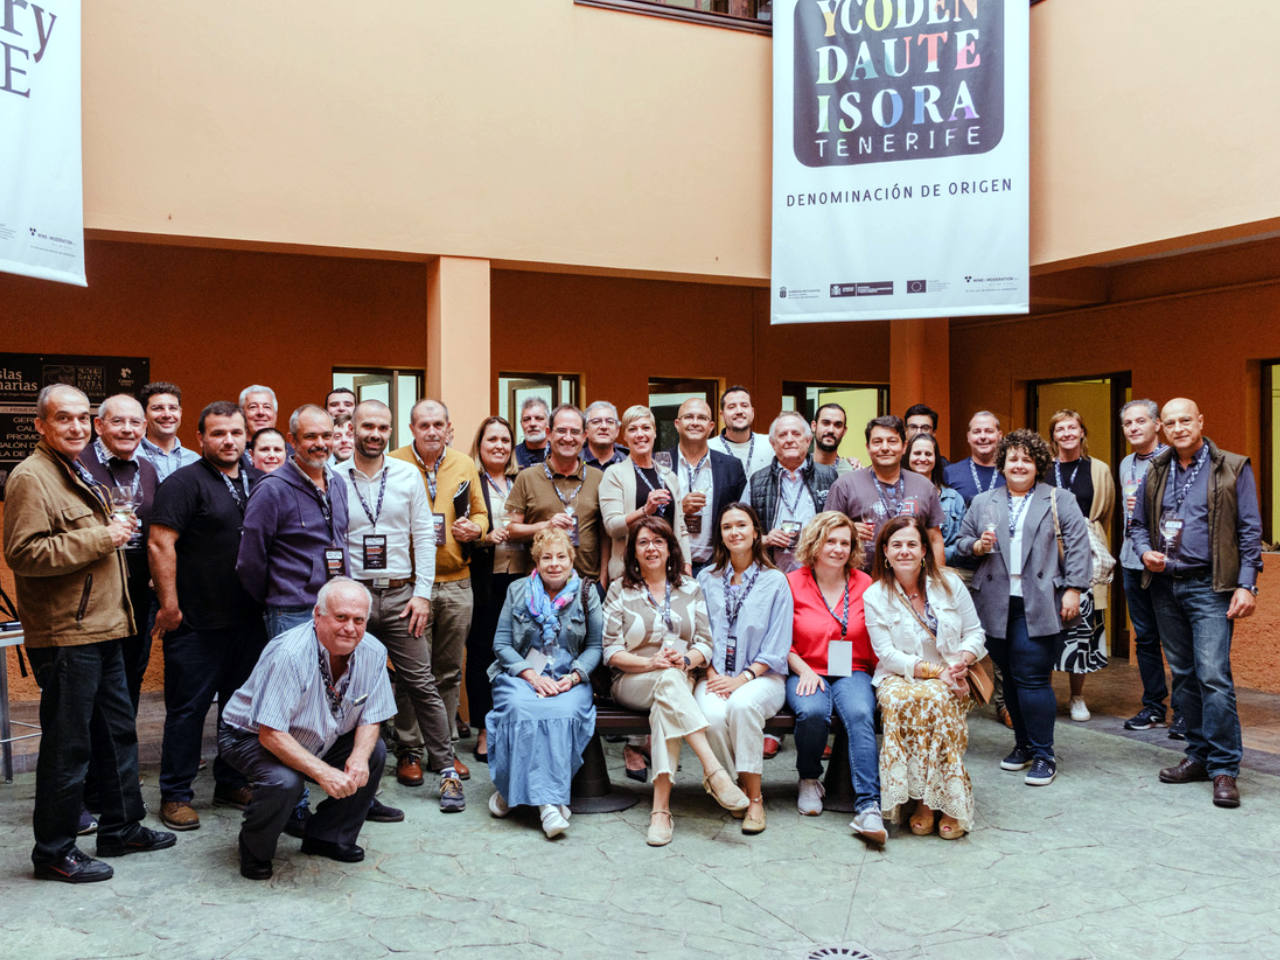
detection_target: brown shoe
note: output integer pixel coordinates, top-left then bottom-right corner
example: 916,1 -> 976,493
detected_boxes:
397,757 -> 424,787
997,706 -> 1014,729
160,801 -> 200,831
453,758 -> 471,781
1159,757 -> 1210,784
1212,774 -> 1240,808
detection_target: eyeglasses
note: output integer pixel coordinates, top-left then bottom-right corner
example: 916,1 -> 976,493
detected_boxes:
635,537 -> 666,549
586,417 -> 617,427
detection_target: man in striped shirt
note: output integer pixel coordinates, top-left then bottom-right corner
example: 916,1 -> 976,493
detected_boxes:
218,578 -> 398,880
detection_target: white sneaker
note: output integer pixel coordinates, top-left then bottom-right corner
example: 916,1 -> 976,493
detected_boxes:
539,804 -> 569,838
849,805 -> 888,845
1069,697 -> 1091,722
487,791 -> 510,818
558,805 -> 572,821
796,778 -> 825,816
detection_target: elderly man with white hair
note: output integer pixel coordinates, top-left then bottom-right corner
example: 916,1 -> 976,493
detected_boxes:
218,577 -> 400,879
748,411 -> 838,573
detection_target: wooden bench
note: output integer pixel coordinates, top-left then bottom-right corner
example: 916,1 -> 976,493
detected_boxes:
569,699 -> 856,814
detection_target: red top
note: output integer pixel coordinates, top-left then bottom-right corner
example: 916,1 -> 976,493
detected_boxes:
787,566 -> 875,676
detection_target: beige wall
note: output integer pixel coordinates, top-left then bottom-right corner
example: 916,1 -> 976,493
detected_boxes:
79,3 -> 1280,281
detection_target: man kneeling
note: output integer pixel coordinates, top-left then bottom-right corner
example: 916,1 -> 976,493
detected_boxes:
218,577 -> 397,879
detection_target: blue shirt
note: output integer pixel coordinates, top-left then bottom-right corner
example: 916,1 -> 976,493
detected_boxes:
943,457 -> 1005,506
221,619 -> 396,756
696,563 -> 793,676
1118,447 -> 1164,570
139,436 -> 200,482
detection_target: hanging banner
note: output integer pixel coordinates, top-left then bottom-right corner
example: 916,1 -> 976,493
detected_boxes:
771,0 -> 1028,323
0,0 -> 85,287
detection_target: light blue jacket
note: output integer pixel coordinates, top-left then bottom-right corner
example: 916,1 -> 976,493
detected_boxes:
489,575 -> 603,683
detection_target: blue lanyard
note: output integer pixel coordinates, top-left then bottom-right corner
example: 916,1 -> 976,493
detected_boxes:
1054,460 -> 1081,491
1172,445 -> 1208,514
349,465 -> 389,528
1007,490 -> 1031,535
645,580 -> 674,633
969,460 -> 998,495
873,473 -> 905,517
721,564 -> 759,673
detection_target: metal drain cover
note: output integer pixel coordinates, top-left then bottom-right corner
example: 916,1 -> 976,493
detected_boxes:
805,948 -> 882,960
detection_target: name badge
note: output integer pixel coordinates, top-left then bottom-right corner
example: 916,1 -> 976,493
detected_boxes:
432,513 -> 447,547
827,641 -> 854,677
362,534 -> 388,570
324,548 -> 345,579
569,513 -> 580,546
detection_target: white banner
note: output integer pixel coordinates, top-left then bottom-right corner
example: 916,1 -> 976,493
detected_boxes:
0,0 -> 84,287
771,0 -> 1027,323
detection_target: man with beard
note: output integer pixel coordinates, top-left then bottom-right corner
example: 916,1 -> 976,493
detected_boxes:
149,401 -> 268,831
237,404 -> 350,640
810,402 -> 857,475
341,400 -> 456,814
750,411 -> 837,573
943,411 -> 1005,506
711,386 -> 774,479
827,415 -> 946,571
515,397 -> 551,468
662,397 -> 745,577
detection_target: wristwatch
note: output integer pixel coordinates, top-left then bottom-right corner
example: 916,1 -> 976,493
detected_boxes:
682,655 -> 692,668
1241,584 -> 1259,597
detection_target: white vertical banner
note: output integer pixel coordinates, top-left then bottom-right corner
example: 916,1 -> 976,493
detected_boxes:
771,0 -> 1028,323
0,0 -> 84,287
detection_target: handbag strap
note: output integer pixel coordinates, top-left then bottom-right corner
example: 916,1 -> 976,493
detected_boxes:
1050,487 -> 1065,564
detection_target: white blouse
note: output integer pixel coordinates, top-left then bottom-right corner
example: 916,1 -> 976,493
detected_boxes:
862,570 -> 987,687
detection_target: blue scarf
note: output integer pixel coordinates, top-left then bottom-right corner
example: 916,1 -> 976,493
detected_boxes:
527,569 -> 581,647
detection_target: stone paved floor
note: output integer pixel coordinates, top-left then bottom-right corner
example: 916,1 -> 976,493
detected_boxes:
2,706 -> 1279,960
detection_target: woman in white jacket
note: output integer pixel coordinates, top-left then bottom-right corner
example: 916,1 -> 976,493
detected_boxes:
863,515 -> 987,840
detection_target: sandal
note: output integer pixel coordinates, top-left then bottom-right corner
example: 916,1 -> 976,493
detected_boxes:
703,767 -> 750,812
909,801 -> 936,836
938,815 -> 966,840
646,809 -> 673,846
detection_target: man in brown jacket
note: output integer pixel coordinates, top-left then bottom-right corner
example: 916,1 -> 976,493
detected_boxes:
3,384 -> 176,883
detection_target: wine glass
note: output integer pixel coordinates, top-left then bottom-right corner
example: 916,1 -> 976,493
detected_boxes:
1159,516 -> 1181,558
982,503 -> 1000,554
110,484 -> 139,522
653,451 -> 673,472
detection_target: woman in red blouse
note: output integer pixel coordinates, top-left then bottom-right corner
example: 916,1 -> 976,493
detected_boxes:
785,511 -> 885,844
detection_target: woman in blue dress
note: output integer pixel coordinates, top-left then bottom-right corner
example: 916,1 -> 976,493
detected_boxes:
486,527 -> 602,838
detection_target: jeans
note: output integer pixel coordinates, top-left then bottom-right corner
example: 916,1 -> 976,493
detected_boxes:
1147,573 -> 1241,777
985,597 -> 1057,762
1122,566 -> 1168,715
265,605 -> 313,640
219,725 -> 386,864
159,622 -> 268,803
26,641 -> 146,864
785,670 -> 880,813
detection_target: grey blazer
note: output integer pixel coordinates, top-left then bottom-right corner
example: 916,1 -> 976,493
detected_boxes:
956,482 -> 1092,639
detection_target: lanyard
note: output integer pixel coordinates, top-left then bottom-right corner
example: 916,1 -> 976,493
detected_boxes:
220,470 -> 250,514
1124,446 -> 1164,488
872,473 -> 905,518
483,471 -> 511,500
316,643 -> 349,718
779,469 -> 807,518
1007,490 -> 1031,535
424,448 -> 445,502
349,465 -> 389,528
544,460 -> 584,511
898,583 -> 939,637
71,459 -> 110,512
969,460 -> 998,495
718,432 -> 754,473
293,460 -> 336,545
722,563 -> 759,674
645,579 -> 674,633
1172,444 -> 1209,514
1054,459 -> 1081,491
634,463 -> 667,497
818,576 -> 851,639
682,452 -> 710,492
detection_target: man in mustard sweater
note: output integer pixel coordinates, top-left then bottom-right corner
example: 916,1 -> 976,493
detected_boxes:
389,398 -> 488,809
4,384 -> 176,882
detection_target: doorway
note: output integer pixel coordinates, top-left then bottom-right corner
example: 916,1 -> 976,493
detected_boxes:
1027,373 -> 1131,657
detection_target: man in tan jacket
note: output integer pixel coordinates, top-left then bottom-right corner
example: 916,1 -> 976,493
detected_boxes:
3,384 -> 176,883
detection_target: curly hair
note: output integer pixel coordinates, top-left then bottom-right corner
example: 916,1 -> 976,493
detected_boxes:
996,427 -> 1053,481
531,526 -> 576,565
793,511 -> 858,577
622,516 -> 686,588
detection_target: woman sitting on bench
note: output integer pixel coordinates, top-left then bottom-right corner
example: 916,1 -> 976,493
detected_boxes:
602,517 -> 750,846
863,515 -> 986,841
694,503 -> 792,836
486,527 -> 602,839
785,511 -> 885,845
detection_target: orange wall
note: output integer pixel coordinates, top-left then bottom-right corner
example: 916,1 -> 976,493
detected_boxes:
489,270 -> 891,426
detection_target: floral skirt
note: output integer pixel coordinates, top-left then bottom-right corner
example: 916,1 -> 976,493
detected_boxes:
876,675 -> 975,832
1055,591 -> 1107,674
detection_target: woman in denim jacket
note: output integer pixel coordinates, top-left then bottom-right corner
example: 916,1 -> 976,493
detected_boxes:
486,527 -> 602,839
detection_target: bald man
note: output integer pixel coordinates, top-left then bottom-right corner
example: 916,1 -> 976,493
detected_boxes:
1130,398 -> 1262,809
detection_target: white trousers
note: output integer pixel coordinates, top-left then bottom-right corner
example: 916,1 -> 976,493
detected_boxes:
693,674 -> 786,777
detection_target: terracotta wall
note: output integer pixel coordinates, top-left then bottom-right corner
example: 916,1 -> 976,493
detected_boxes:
489,270 -> 891,426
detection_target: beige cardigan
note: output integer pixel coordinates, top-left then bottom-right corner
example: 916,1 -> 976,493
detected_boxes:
598,459 -> 692,584
1087,456 -> 1116,609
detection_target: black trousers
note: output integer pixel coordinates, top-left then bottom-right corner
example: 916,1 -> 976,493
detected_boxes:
218,724 -> 385,863
27,640 -> 146,864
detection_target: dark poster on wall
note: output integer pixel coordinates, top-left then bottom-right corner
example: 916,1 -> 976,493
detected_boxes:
0,353 -> 150,500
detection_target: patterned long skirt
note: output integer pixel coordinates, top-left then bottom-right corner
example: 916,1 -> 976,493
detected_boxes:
1055,590 -> 1107,673
876,675 -> 975,832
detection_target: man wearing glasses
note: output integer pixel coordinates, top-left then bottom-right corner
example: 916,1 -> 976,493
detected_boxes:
583,400 -> 629,471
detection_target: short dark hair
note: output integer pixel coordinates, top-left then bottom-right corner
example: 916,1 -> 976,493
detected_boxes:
864,414 -> 906,444
708,502 -> 776,576
996,427 -> 1053,480
622,517 -> 686,589
249,426 -> 285,450
140,381 -> 182,408
903,403 -> 938,429
904,432 -> 945,490
721,385 -> 751,410
326,387 -> 356,405
198,400 -> 245,434
813,402 -> 846,424
550,403 -> 586,432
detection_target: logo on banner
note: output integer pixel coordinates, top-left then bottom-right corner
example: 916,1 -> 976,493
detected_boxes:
793,0 -> 1004,167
